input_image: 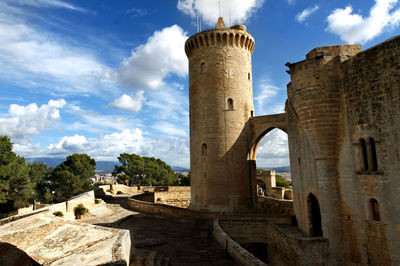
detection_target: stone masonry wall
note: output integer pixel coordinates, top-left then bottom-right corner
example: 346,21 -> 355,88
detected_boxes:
336,36 -> 400,264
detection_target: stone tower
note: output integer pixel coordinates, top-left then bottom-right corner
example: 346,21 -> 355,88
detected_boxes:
185,17 -> 255,212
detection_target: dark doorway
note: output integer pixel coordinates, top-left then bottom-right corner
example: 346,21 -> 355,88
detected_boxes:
308,193 -> 323,237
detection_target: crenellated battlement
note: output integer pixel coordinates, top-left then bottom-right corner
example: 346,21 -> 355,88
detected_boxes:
184,26 -> 255,58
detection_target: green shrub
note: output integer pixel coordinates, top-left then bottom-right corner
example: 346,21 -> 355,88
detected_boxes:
73,203 -> 88,216
276,174 -> 291,188
53,211 -> 63,217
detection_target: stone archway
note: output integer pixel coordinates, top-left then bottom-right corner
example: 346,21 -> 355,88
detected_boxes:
248,113 -> 288,161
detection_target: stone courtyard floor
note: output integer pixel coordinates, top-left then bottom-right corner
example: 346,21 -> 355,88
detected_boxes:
81,199 -> 237,266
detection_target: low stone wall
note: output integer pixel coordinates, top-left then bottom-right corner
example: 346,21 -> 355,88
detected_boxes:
0,208 -> 49,226
132,192 -> 155,203
213,219 -> 266,266
129,187 -> 191,208
257,196 -> 294,216
66,190 -> 95,213
154,189 -> 190,208
0,191 -> 96,224
218,217 -> 330,265
128,197 -> 216,220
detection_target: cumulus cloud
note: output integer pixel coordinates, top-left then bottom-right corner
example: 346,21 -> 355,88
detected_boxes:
109,90 -> 146,112
0,99 -> 66,144
39,129 -> 190,167
296,5 -> 320,23
326,0 -> 400,44
286,0 -> 295,5
256,129 -> 289,167
46,129 -> 143,158
117,25 -> 188,90
177,0 -> 264,26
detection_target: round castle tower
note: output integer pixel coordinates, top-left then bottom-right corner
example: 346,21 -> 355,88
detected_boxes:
185,17 -> 255,212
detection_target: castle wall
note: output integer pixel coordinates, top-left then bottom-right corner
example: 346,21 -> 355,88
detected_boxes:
286,45 -> 361,261
336,36 -> 400,264
287,36 -> 400,264
186,22 -> 255,212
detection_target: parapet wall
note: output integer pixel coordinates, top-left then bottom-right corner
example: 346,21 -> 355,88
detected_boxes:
128,197 -> 216,220
256,196 -> 294,216
0,190 -> 96,225
217,217 -> 330,265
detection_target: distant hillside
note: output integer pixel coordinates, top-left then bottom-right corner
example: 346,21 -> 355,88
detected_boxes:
172,166 -> 190,172
260,166 -> 290,173
26,158 -> 120,172
25,157 -> 64,167
26,158 -> 189,173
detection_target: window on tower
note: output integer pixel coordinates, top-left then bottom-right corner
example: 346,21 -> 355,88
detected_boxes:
202,143 -> 207,155
200,62 -> 206,74
228,98 -> 234,110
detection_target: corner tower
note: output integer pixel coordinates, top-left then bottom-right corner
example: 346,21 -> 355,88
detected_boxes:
185,18 -> 255,212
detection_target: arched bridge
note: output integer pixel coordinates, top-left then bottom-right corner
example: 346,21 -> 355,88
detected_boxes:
248,113 -> 288,160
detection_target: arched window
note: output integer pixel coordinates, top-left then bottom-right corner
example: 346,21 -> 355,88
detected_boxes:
360,138 -> 368,171
370,198 -> 381,221
203,172 -> 207,178
369,138 -> 378,171
228,98 -> 234,110
200,62 -> 206,73
251,110 -> 254,117
202,143 -> 207,155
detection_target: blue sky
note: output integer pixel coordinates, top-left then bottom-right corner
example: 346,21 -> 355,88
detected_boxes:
0,0 -> 399,168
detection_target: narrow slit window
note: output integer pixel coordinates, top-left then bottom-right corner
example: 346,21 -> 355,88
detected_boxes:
370,198 -> 381,221
248,73 -> 251,80
202,143 -> 207,155
228,98 -> 234,110
369,138 -> 378,171
251,110 -> 254,117
200,62 -> 206,73
360,139 -> 368,171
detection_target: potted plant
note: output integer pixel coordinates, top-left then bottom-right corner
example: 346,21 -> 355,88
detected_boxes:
74,204 -> 88,219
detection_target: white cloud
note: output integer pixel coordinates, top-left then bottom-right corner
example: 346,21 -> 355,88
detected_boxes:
0,99 -> 66,144
23,129 -> 191,167
48,134 -> 88,152
65,105 -> 142,134
326,0 -> 400,44
7,0 -> 86,12
177,0 -> 264,26
117,25 -> 188,90
254,78 -> 286,115
110,90 -> 146,112
0,2 -> 115,97
153,122 -> 187,137
296,5 -> 320,23
287,0 -> 295,5
256,128 -> 289,167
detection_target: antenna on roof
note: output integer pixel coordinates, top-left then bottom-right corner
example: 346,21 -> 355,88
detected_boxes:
196,10 -> 199,33
229,7 -> 231,27
219,0 -> 221,18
